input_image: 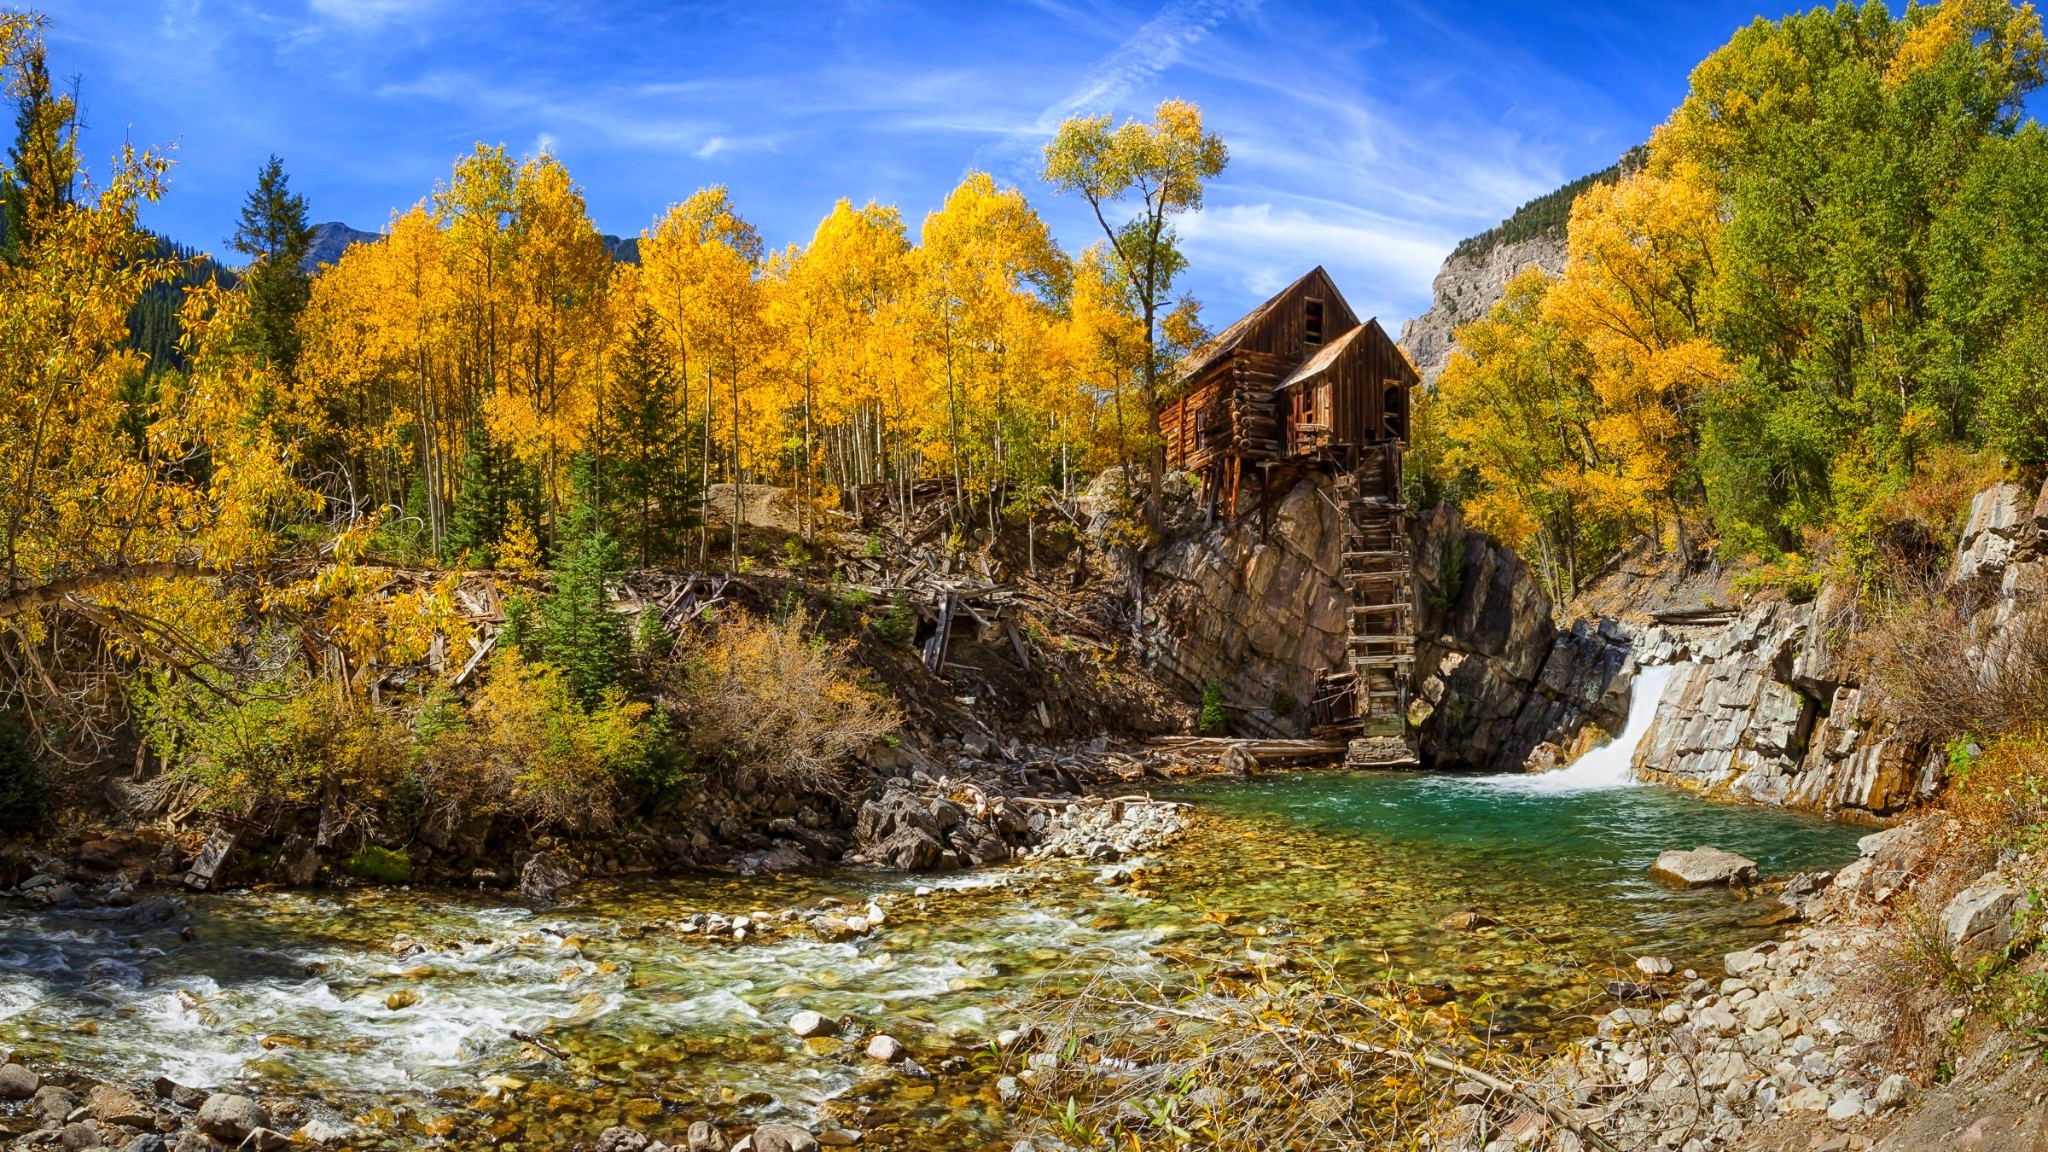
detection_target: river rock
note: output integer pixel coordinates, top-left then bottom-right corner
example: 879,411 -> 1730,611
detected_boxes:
89,1085 -> 152,1128
1437,909 -> 1497,931
749,1125 -> 819,1152
596,1126 -> 650,1152
243,1129 -> 289,1152
1941,877 -> 2020,961
151,1077 -> 206,1110
0,1062 -> 38,1099
1634,955 -> 1673,976
294,1120 -> 355,1146
196,1093 -> 268,1142
168,1134 -> 214,1152
787,1010 -> 831,1038
1650,847 -> 1758,888
865,1034 -> 905,1063
519,852 -> 582,901
59,1122 -> 100,1150
687,1120 -> 730,1151
34,1084 -> 79,1122
120,1135 -> 165,1152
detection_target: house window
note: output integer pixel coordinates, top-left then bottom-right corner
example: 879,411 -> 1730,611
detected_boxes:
1304,298 -> 1325,346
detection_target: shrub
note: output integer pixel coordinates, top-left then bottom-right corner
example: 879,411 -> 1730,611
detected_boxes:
1199,681 -> 1227,736
340,846 -> 412,883
1858,581 -> 2048,743
872,592 -> 917,647
0,714 -> 47,834
422,647 -> 654,834
662,609 -> 898,793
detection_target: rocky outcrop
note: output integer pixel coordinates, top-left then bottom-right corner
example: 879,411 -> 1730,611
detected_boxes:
1631,478 -> 2048,817
1138,475 -> 1350,736
1410,504 -> 1633,770
1397,233 -> 1567,385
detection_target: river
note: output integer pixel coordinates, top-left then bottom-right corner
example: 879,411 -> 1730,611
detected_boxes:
0,754 -> 1863,1148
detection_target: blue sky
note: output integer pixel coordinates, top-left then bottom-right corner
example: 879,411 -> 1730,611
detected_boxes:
39,0 -> 1801,329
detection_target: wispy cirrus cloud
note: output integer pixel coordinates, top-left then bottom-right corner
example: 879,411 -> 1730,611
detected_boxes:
36,0 -> 1727,323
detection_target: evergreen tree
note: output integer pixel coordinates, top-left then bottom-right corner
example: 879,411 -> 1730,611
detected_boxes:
446,421 -> 542,566
536,457 -> 632,706
0,41 -> 77,265
228,155 -> 315,373
599,306 -> 700,567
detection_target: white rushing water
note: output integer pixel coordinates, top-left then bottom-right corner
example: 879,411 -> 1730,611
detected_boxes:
1475,661 -> 1680,794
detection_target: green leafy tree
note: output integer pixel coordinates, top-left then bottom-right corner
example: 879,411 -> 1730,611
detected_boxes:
446,420 -> 542,566
228,155 -> 316,374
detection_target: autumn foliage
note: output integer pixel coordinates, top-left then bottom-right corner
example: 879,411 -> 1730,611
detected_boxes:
1423,0 -> 2048,600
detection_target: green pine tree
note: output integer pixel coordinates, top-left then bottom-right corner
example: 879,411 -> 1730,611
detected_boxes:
446,420 -> 542,566
600,306 -> 700,566
535,457 -> 632,705
228,155 -> 315,374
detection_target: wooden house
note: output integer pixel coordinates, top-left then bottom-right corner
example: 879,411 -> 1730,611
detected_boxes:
1158,267 -> 1422,750
1160,267 -> 1418,511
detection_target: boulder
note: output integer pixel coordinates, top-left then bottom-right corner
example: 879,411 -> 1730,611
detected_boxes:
865,1034 -> 905,1063
59,1122 -> 101,1151
787,1010 -> 832,1039
749,1126 -> 819,1152
196,1093 -> 269,1142
1650,847 -> 1758,888
687,1121 -> 730,1151
596,1127 -> 651,1152
519,852 -> 582,902
1941,877 -> 2021,962
0,1062 -> 38,1099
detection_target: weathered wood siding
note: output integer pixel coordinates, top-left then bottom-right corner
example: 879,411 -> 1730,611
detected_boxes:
1278,319 -> 1418,456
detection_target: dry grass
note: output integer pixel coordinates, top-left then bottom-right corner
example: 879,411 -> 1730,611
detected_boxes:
1855,576 -> 2048,744
1002,952 -> 1662,1152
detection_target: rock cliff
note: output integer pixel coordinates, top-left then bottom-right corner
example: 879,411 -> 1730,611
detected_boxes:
1396,233 -> 1566,385
1408,503 -> 1633,769
1137,475 -> 1351,736
1626,480 -> 2048,818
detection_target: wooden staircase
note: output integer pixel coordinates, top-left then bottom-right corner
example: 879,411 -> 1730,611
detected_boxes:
1312,444 -> 1414,740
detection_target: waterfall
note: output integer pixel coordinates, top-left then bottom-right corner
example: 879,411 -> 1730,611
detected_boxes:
1476,662 -> 1679,794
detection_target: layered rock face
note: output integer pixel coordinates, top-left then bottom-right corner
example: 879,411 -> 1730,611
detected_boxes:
1139,476 -> 1351,736
1631,480 -> 2048,817
1396,233 -> 1566,385
1409,504 -> 1633,770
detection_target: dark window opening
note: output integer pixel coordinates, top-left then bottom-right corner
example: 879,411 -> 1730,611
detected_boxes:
1304,298 -> 1325,345
1383,384 -> 1407,441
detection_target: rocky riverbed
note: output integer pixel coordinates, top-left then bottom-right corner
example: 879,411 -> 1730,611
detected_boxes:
0,770 -> 1873,1152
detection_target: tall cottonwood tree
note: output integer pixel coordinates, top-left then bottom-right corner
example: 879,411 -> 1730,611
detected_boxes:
1044,99 -> 1226,524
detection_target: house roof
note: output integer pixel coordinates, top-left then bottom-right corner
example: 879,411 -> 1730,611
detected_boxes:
1171,266 -> 1331,385
1278,321 -> 1371,390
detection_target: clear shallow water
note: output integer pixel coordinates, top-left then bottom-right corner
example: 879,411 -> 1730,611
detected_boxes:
0,773 -> 1865,1149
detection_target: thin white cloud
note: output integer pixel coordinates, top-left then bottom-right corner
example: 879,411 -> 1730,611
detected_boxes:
695,136 -> 726,159
307,0 -> 431,28
1029,0 -> 1260,132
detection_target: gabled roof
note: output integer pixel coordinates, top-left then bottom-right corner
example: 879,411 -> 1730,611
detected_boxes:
1172,266 -> 1350,384
1278,322 -> 1370,390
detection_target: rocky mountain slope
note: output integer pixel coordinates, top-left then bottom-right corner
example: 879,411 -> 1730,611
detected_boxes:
1397,232 -> 1566,384
1397,155 -> 1633,383
301,221 -> 641,271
